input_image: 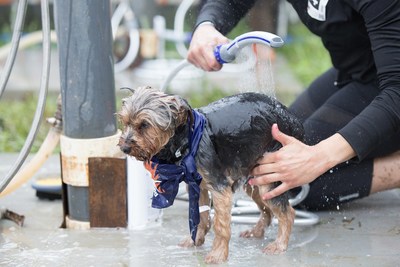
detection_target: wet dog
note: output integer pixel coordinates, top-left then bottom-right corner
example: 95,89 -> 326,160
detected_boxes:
118,86 -> 304,264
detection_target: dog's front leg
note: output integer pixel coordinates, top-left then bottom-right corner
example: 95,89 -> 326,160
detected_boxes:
179,181 -> 211,247
195,182 -> 211,246
205,187 -> 232,264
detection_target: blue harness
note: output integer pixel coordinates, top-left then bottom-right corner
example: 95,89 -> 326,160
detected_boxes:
146,110 -> 205,242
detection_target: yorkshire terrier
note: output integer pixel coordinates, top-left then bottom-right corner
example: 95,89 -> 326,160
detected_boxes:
118,86 -> 304,264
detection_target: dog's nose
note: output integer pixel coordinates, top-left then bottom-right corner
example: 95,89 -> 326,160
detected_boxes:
120,145 -> 131,154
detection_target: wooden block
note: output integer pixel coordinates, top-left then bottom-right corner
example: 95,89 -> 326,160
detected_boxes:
88,157 -> 127,227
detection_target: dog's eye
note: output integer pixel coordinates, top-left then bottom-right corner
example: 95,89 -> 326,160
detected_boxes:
139,121 -> 149,131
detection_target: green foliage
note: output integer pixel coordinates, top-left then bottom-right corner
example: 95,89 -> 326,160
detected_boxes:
278,23 -> 331,86
0,93 -> 58,153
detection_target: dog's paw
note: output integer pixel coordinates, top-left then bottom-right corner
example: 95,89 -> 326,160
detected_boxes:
178,234 -> 206,247
262,241 -> 287,255
195,235 -> 206,247
239,228 -> 265,238
204,250 -> 228,264
178,236 -> 195,248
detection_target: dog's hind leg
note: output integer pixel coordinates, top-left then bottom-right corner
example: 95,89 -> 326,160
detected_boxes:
179,181 -> 211,247
240,184 -> 272,238
205,187 -> 233,264
263,201 -> 295,255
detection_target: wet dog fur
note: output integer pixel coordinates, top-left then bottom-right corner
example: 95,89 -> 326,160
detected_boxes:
118,86 -> 304,264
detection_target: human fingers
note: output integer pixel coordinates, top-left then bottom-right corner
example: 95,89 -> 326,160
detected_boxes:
271,123 -> 295,146
188,42 -> 218,71
255,150 -> 276,165
251,157 -> 276,176
198,42 -> 223,71
187,25 -> 228,71
248,172 -> 281,186
260,183 -> 290,200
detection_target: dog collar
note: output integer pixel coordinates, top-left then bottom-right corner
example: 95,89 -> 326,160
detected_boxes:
145,109 -> 205,242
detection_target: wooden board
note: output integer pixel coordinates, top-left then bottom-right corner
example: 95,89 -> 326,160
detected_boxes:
88,157 -> 127,227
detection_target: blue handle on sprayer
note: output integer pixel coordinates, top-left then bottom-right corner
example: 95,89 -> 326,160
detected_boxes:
213,31 -> 284,65
214,45 -> 227,65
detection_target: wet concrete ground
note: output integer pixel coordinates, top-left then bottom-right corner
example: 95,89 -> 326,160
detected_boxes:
1,154 -> 399,266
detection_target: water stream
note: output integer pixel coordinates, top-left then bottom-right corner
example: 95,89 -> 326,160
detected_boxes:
235,45 -> 276,98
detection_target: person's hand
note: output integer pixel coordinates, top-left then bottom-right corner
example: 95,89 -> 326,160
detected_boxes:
249,124 -> 355,200
187,24 -> 229,71
249,124 -> 324,200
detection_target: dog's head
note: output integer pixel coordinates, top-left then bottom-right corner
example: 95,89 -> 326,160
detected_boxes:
117,86 -> 190,161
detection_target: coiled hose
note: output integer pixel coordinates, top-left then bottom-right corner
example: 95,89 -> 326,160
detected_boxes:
0,0 -> 52,195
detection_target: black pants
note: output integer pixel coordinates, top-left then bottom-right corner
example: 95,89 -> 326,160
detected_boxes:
289,68 -> 400,210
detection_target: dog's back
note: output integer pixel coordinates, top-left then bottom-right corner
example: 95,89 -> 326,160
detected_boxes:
197,92 -> 304,189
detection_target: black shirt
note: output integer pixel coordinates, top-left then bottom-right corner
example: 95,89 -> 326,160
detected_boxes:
195,0 -> 400,161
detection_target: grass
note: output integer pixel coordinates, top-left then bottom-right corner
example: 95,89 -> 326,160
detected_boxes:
0,22 -> 331,153
0,93 -> 59,153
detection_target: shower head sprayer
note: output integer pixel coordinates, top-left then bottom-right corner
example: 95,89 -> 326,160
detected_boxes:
214,31 -> 284,65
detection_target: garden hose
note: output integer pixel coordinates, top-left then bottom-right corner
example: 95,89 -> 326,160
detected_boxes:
0,0 -> 28,99
0,0 -> 51,194
0,96 -> 62,197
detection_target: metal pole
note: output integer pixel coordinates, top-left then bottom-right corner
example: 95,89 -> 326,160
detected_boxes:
54,0 -> 118,227
54,0 -> 116,138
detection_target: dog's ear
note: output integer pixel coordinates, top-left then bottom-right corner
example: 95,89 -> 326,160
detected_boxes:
174,97 -> 191,127
120,85 -> 154,95
187,108 -> 194,128
120,87 -> 135,94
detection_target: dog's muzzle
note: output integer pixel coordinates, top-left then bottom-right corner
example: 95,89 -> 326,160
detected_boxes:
118,136 -> 133,154
119,144 -> 131,154
118,138 -> 150,161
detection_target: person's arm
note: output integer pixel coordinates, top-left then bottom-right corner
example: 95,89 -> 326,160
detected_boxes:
251,0 -> 400,200
194,0 -> 256,35
338,0 -> 400,161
